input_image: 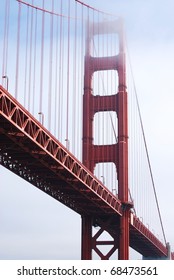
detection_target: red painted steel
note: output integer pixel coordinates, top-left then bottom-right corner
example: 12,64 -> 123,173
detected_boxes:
82,19 -> 130,259
81,19 -> 173,260
81,215 -> 92,259
1,0 -> 173,261
0,87 -> 172,259
0,86 -> 122,216
130,214 -> 168,257
117,24 -> 130,259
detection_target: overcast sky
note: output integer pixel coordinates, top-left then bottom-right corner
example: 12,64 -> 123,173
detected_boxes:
0,0 -> 174,259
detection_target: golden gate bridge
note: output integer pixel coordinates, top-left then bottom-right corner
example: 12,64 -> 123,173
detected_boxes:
0,0 -> 173,259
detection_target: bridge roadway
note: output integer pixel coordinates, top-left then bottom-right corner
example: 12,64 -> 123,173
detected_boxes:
0,85 -> 173,259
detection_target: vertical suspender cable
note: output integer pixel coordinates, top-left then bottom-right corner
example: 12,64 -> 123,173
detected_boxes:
79,3 -> 84,160
2,0 -> 10,85
58,1 -> 62,139
101,13 -> 105,182
54,7 -> 59,136
73,1 -> 77,156
24,6 -> 29,108
58,0 -> 63,140
66,0 -> 71,149
48,0 -> 54,131
39,0 -> 45,118
28,0 -> 34,112
32,8 -> 38,115
126,42 -> 167,245
15,1 -> 21,99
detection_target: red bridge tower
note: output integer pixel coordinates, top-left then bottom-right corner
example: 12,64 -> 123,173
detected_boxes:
82,19 -> 131,260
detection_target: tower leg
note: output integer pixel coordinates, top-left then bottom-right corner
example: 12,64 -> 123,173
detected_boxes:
118,210 -> 129,260
81,215 -> 92,260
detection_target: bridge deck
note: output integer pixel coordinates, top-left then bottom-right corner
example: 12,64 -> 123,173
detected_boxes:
0,85 -> 170,259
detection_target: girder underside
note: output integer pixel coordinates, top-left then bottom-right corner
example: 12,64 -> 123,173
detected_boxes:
0,120 -> 168,259
0,86 -> 169,258
130,226 -> 164,257
0,130 -> 115,217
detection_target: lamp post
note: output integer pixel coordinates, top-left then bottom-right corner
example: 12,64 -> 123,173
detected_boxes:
65,139 -> 70,150
101,175 -> 105,185
38,112 -> 44,125
2,75 -> 9,91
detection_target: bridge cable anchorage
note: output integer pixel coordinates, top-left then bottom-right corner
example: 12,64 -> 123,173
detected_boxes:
126,37 -> 167,246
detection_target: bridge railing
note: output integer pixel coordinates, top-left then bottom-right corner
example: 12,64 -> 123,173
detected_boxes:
130,213 -> 168,257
